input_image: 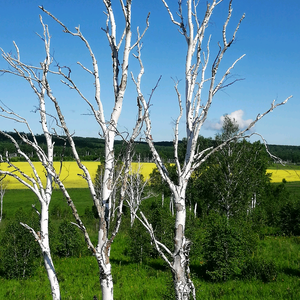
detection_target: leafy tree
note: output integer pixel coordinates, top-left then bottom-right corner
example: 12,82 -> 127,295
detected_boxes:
193,117 -> 274,281
202,212 -> 258,281
190,116 -> 271,219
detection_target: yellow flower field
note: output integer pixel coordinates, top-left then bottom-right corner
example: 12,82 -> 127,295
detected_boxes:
269,169 -> 300,183
0,161 -> 157,189
0,161 -> 299,189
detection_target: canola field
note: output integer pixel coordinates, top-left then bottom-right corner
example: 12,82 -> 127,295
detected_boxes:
0,161 -> 298,189
0,162 -> 157,189
268,169 -> 300,183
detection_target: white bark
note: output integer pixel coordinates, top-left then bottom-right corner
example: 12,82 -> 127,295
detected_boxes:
36,4 -> 148,299
0,179 -> 6,223
131,1 -> 292,299
126,162 -> 151,227
0,18 -> 60,299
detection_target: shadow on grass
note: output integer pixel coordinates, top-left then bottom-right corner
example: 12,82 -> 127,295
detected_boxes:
147,260 -> 168,272
190,263 -> 210,281
110,258 -> 131,266
282,267 -> 300,277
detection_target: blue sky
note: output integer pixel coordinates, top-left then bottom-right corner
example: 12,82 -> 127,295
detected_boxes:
0,0 -> 299,145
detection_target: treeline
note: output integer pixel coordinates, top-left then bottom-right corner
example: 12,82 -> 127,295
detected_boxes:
268,144 -> 300,164
0,132 -> 176,162
0,131 -> 299,163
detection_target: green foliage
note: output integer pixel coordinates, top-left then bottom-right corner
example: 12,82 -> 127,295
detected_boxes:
194,138 -> 270,218
84,205 -> 99,220
182,117 -> 271,221
2,189 -> 300,298
149,164 -> 177,197
202,213 -> 258,281
53,219 -> 85,258
50,203 -> 72,220
185,211 -> 204,260
128,197 -> 174,263
0,208 -> 40,279
279,200 -> 300,236
260,181 -> 291,228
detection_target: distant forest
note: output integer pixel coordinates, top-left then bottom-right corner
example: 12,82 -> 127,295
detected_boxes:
0,132 -> 299,164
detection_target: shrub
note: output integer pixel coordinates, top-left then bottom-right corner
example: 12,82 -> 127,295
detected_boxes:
0,208 -> 40,279
279,200 -> 300,236
50,203 -> 72,220
202,213 -> 258,281
53,219 -> 84,257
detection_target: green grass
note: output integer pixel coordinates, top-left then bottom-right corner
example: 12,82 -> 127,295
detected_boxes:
0,233 -> 172,300
2,188 -> 300,299
1,235 -> 300,299
2,188 -> 93,219
269,163 -> 300,171
286,181 -> 300,199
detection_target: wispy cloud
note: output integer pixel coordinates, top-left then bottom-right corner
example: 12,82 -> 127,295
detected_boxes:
204,110 -> 253,131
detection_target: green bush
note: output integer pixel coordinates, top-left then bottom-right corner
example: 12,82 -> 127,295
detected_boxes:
53,219 -> 85,258
185,211 -> 204,260
260,181 -> 290,228
202,213 -> 258,281
279,200 -> 300,236
50,203 -> 72,220
0,208 -> 40,279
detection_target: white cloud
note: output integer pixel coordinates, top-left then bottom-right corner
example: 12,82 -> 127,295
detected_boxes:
204,110 -> 253,131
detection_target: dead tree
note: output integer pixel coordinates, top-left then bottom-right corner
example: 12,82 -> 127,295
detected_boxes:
0,20 -> 62,298
1,5 -> 147,298
37,2 -> 148,299
126,162 -> 152,227
131,0 -> 292,299
0,176 -> 6,223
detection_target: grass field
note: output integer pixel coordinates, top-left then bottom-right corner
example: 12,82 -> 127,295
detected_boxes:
2,235 -> 300,300
1,161 -> 299,189
1,185 -> 300,299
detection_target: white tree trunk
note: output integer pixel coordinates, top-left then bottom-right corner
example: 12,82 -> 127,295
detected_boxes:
0,182 -> 4,223
97,256 -> 113,300
37,3 -> 150,298
40,193 -> 60,300
171,187 -> 195,300
43,248 -> 60,299
0,19 -> 61,298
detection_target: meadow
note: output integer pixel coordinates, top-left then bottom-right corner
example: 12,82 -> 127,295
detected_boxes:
1,162 -> 300,299
1,187 -> 300,299
0,161 -> 299,189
